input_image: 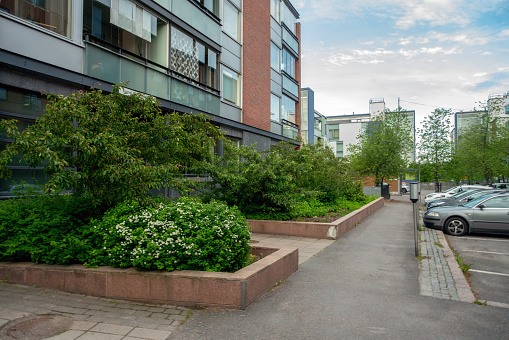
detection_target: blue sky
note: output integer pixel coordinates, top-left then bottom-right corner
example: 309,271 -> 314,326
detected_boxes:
295,0 -> 509,128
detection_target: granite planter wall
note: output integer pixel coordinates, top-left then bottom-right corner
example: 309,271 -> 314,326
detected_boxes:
248,197 -> 385,239
0,246 -> 298,310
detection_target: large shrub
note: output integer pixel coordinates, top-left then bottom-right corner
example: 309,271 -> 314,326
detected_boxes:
0,84 -> 222,208
0,193 -> 101,264
197,141 -> 366,218
87,197 -> 251,272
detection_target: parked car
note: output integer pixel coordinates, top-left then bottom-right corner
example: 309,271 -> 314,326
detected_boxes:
401,183 -> 410,194
426,189 -> 507,209
423,193 -> 509,236
424,185 -> 489,204
492,183 -> 509,189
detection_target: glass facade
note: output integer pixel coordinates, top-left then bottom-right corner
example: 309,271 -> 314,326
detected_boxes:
270,42 -> 280,72
280,1 -> 296,35
271,94 -> 280,122
270,0 -> 279,22
223,1 -> 240,42
281,49 -> 295,79
0,86 -> 51,195
222,67 -> 240,105
282,28 -> 298,55
84,0 -> 168,66
281,95 -> 296,124
1,0 -> 71,38
282,75 -> 298,98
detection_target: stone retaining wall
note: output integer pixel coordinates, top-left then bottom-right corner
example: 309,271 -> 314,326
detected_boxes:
248,197 -> 385,239
0,246 -> 298,310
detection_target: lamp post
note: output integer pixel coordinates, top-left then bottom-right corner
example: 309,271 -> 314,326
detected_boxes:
410,182 -> 420,257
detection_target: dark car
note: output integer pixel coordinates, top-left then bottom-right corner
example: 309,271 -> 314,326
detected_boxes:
426,189 -> 508,209
423,193 -> 509,236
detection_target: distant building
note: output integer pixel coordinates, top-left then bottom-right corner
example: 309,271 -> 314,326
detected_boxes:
454,92 -> 509,142
300,88 -> 327,144
325,98 -> 416,162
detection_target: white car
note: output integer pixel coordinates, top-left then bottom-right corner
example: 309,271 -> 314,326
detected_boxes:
424,185 -> 489,204
401,183 -> 410,193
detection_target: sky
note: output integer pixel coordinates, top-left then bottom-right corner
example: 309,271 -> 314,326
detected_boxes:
294,0 -> 509,130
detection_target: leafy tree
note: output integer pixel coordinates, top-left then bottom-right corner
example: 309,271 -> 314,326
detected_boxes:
347,109 -> 413,186
0,84 -> 222,208
417,108 -> 453,189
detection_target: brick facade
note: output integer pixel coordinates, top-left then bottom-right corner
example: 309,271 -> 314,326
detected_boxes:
242,0 -> 271,131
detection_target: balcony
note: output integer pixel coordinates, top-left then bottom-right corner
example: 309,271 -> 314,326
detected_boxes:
84,40 -> 220,116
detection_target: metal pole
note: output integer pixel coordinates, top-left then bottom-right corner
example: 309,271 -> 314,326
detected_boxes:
414,203 -> 419,256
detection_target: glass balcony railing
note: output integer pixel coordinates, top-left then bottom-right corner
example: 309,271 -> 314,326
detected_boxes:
282,28 -> 298,55
282,74 -> 299,98
84,42 -> 220,115
282,120 -> 299,140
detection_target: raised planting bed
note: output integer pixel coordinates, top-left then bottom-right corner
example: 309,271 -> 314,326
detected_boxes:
248,197 -> 385,239
0,246 -> 298,310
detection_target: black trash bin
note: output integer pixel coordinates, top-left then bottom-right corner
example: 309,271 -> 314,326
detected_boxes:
381,183 -> 390,199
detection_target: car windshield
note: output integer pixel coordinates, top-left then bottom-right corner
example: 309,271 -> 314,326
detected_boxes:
463,190 -> 500,202
452,190 -> 477,199
463,194 -> 495,208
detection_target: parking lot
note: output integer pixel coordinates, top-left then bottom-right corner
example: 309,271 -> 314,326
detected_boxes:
446,233 -> 509,306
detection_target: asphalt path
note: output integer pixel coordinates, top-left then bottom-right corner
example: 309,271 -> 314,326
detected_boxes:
173,199 -> 509,339
447,233 -> 509,305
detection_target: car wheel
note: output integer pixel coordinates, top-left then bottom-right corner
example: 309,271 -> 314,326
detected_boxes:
444,217 -> 468,236
402,188 -> 407,193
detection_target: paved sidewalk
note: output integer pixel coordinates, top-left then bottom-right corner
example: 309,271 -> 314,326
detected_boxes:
0,284 -> 189,339
251,232 -> 335,265
0,233 -> 333,339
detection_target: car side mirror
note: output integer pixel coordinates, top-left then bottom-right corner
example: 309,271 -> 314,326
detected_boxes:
478,204 -> 485,210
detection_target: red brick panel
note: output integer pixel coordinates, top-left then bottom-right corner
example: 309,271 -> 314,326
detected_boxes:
242,0 -> 271,131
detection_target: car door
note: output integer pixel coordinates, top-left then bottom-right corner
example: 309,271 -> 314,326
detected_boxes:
471,196 -> 509,233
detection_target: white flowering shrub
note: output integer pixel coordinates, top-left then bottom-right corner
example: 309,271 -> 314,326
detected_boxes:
87,197 -> 251,272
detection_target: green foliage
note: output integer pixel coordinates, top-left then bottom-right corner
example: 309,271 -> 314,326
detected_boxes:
0,193 -> 101,264
196,141 -> 366,217
450,107 -> 509,184
0,84 -> 222,208
87,197 -> 251,272
348,109 -> 413,185
417,108 -> 453,187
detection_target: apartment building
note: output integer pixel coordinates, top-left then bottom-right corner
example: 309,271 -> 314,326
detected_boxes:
325,98 -> 415,161
0,0 -> 301,195
454,92 -> 509,142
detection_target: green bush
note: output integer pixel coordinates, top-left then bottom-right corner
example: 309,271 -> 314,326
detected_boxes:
87,197 -> 251,272
0,194 -> 101,264
197,141 -> 367,218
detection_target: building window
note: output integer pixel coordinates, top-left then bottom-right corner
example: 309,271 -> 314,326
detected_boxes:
84,0 -> 167,66
271,42 -> 280,72
192,0 -> 219,17
281,95 -> 296,124
271,94 -> 280,122
2,0 -> 71,38
170,26 -> 218,90
223,1 -> 240,42
329,124 -> 339,141
314,116 -> 321,131
336,141 -> 344,157
281,49 -> 296,79
222,67 -> 240,105
270,0 -> 280,22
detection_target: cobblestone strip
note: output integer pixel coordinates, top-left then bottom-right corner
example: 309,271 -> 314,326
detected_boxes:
419,228 -> 459,300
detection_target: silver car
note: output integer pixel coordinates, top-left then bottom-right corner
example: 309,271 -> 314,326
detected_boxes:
423,193 -> 509,236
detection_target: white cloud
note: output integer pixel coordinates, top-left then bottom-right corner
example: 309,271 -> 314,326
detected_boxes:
499,29 -> 509,38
